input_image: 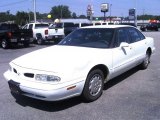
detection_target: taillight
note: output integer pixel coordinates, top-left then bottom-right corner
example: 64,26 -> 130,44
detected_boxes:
45,30 -> 48,35
7,32 -> 12,38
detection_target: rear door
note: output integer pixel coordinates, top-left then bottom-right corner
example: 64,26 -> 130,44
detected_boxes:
111,28 -> 135,78
127,27 -> 147,63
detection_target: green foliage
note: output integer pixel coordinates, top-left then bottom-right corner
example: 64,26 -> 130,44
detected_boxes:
0,11 -> 15,23
50,5 -> 71,19
15,11 -> 29,25
72,12 -> 77,18
1,4 -> 160,26
79,15 -> 87,18
137,15 -> 160,20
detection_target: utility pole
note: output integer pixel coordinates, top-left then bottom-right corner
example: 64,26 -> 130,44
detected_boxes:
135,0 -> 137,26
143,9 -> 145,25
110,4 -> 112,23
28,9 -> 30,23
33,0 -> 36,23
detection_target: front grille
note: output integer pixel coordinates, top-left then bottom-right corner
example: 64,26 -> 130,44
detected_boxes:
13,68 -> 17,73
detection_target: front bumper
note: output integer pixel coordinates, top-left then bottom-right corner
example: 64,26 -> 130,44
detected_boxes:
4,70 -> 85,101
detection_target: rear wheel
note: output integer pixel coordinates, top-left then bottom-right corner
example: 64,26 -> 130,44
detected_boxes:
23,42 -> 30,47
1,39 -> 9,49
139,51 -> 151,69
37,38 -> 43,45
82,69 -> 104,102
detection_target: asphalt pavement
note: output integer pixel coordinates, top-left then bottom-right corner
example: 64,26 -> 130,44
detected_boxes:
0,31 -> 160,120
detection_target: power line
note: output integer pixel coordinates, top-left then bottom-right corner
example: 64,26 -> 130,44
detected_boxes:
0,0 -> 29,7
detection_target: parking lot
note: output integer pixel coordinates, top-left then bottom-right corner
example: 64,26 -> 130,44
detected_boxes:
0,31 -> 160,120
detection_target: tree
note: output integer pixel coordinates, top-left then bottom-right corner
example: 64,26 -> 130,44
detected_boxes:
15,11 -> 29,25
0,11 -> 15,23
50,5 -> 71,19
79,15 -> 87,18
72,12 -> 77,18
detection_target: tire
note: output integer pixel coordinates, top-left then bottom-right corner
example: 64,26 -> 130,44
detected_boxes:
1,39 -> 9,49
23,42 -> 29,47
139,51 -> 151,69
37,38 -> 43,45
82,69 -> 104,102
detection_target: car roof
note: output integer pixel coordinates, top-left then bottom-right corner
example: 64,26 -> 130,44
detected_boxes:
81,25 -> 134,29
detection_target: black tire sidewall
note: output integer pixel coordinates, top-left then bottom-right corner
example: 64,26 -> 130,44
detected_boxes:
82,69 -> 104,102
1,39 -> 8,49
140,52 -> 150,69
37,38 -> 43,45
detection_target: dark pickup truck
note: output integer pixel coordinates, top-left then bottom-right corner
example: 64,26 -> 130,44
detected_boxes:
0,23 -> 33,49
140,23 -> 160,31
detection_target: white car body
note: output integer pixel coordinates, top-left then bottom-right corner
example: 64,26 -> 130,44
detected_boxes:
4,25 -> 155,101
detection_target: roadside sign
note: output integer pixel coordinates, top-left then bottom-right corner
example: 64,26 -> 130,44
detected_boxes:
101,3 -> 109,12
129,9 -> 135,20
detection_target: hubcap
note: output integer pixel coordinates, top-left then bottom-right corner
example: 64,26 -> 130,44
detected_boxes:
2,41 -> 6,48
89,74 -> 102,96
144,54 -> 149,66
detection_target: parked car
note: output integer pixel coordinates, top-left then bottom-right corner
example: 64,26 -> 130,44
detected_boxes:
140,23 -> 159,31
4,25 -> 155,102
0,23 -> 33,49
22,23 -> 49,44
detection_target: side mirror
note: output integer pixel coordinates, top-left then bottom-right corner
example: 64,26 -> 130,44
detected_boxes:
120,42 -> 129,48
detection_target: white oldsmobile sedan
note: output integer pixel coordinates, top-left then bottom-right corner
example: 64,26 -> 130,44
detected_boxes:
4,25 -> 155,102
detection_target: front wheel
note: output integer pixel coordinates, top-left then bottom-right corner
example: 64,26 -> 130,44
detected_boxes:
82,69 -> 104,102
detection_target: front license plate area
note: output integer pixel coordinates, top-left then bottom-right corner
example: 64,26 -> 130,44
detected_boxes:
8,80 -> 22,94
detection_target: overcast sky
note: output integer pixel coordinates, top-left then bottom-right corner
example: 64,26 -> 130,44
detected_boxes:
0,0 -> 160,17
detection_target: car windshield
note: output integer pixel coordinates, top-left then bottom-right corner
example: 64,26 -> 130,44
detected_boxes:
58,28 -> 114,48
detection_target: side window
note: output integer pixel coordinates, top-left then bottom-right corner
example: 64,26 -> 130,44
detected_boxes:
128,28 -> 141,43
29,24 -> 33,29
115,28 -> 130,47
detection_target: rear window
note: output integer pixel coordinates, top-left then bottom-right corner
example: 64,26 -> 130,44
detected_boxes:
0,24 -> 19,30
64,23 -> 75,27
35,24 -> 49,29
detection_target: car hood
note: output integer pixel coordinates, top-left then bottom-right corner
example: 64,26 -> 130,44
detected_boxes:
11,45 -> 105,73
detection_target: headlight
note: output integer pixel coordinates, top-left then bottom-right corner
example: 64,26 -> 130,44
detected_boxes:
35,74 -> 61,82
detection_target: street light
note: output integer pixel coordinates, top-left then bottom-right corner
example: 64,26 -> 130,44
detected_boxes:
110,4 -> 112,23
